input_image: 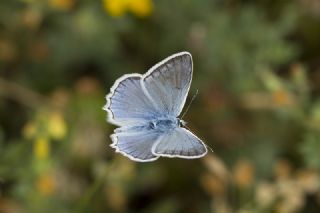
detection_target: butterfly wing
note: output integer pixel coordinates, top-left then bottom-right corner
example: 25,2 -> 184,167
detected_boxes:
104,74 -> 160,126
151,127 -> 207,158
111,125 -> 161,162
105,52 -> 206,162
141,52 -> 193,117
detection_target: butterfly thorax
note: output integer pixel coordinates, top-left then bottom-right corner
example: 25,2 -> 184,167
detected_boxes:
149,117 -> 185,132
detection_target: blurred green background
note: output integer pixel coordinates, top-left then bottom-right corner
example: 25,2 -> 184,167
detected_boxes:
1,0 -> 320,212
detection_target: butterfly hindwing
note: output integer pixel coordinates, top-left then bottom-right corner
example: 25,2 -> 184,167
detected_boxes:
151,127 -> 207,158
111,125 -> 162,162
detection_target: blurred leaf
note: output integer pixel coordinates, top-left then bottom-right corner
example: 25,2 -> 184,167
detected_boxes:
301,133 -> 320,169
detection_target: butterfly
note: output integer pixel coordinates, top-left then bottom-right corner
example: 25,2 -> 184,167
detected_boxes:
103,52 -> 207,162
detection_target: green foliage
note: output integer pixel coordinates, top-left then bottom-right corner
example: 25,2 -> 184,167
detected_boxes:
301,133 -> 320,169
202,5 -> 298,91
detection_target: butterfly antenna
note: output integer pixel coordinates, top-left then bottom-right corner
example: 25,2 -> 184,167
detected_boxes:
205,143 -> 214,153
181,89 -> 199,119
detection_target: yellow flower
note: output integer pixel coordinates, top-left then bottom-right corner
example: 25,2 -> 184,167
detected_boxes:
103,0 -> 153,17
201,174 -> 226,196
272,89 -> 293,107
48,0 -> 75,10
36,174 -> 55,196
48,112 -> 67,140
22,121 -> 37,139
233,159 -> 255,189
103,0 -> 128,17
34,137 -> 50,160
128,0 -> 153,17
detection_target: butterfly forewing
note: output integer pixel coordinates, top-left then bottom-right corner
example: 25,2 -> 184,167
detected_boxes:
142,52 -> 193,117
104,75 -> 160,126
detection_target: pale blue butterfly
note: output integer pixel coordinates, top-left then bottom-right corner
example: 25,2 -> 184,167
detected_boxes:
103,52 -> 207,162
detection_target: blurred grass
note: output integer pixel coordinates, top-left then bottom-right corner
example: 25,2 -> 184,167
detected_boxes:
1,0 -> 320,212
